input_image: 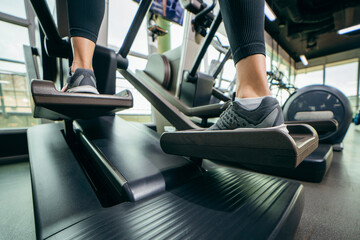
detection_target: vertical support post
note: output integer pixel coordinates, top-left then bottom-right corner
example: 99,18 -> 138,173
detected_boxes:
356,57 -> 360,110
270,39 -> 274,71
157,16 -> 171,54
0,78 -> 7,118
12,74 -> 18,109
288,55 -> 292,86
24,0 -> 36,47
97,0 -> 109,47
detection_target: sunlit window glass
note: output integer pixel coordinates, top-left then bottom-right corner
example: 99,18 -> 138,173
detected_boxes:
325,60 -> 359,112
0,21 -> 30,62
108,0 -> 148,55
295,68 -> 323,89
0,0 -> 27,19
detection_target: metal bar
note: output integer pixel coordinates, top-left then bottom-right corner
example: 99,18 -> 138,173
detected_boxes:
29,0 -> 63,44
24,0 -> 37,47
0,58 -> 25,64
118,0 -> 153,58
0,105 -> 30,108
194,0 -> 216,21
120,69 -> 199,130
11,75 -> 18,109
189,11 -> 222,77
0,12 -> 29,27
0,77 -> 7,118
212,88 -> 231,102
129,50 -> 148,60
213,49 -> 231,79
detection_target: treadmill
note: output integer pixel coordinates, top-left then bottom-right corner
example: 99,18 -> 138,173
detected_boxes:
27,0 -> 318,239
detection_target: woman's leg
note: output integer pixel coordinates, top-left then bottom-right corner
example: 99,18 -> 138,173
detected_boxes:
62,0 -> 105,93
219,0 -> 269,98
209,0 -> 284,130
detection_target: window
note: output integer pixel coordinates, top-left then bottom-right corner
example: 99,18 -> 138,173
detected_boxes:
116,53 -> 151,116
170,21 -> 184,50
0,71 -> 36,128
108,0 -> 153,117
325,59 -> 359,112
265,42 -> 295,105
108,0 -> 148,55
0,0 -> 26,19
0,21 -> 29,61
325,60 -> 358,96
295,67 -> 324,89
0,7 -> 39,128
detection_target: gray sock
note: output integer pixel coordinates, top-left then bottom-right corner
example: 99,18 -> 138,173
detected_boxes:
234,96 -> 269,110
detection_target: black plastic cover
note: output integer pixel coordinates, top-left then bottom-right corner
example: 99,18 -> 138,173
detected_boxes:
48,167 -> 304,240
27,123 -> 102,239
240,144 -> 333,182
0,128 -> 28,160
75,116 -> 203,202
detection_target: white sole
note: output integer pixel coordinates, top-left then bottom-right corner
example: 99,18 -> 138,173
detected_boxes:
66,85 -> 100,94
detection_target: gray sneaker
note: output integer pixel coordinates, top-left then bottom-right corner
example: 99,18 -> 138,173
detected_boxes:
208,97 -> 285,130
64,68 -> 99,94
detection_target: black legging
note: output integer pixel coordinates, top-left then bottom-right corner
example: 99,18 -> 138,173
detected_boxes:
219,0 -> 265,64
67,0 -> 105,43
67,0 -> 265,64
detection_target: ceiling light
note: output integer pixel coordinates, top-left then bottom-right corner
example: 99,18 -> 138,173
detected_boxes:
265,2 -> 277,22
300,55 -> 308,66
337,24 -> 360,35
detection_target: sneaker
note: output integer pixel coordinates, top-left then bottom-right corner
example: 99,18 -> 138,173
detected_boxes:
62,68 -> 99,94
208,96 -> 286,131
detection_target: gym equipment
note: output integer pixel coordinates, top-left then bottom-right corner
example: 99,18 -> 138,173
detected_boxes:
283,85 -> 353,151
29,120 -> 305,239
354,110 -> 360,125
137,51 -> 332,182
181,0 -> 216,36
267,67 -> 297,97
26,0 -> 318,239
31,80 -> 133,120
134,3 -> 329,182
29,0 -> 134,120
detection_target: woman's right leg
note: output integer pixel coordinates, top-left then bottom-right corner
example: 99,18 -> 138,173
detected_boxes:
219,0 -> 270,98
209,0 -> 284,130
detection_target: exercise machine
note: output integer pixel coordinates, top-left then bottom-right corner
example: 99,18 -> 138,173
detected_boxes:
135,1 -> 333,182
26,0 -> 318,239
283,85 -> 353,151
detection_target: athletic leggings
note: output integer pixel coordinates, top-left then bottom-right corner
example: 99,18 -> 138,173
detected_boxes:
67,0 -> 265,64
67,0 -> 105,43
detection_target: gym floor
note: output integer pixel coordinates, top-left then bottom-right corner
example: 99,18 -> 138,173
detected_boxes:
1,124 -> 360,240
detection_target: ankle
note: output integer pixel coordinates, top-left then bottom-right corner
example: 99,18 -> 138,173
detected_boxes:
236,89 -> 271,98
71,61 -> 93,73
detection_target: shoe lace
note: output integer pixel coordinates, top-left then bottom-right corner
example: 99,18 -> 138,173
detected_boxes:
219,102 -> 233,118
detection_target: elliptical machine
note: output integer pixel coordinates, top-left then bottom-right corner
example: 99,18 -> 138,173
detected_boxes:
283,85 -> 353,151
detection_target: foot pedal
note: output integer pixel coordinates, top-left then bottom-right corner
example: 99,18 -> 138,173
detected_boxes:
31,80 -> 133,120
160,124 -> 318,168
